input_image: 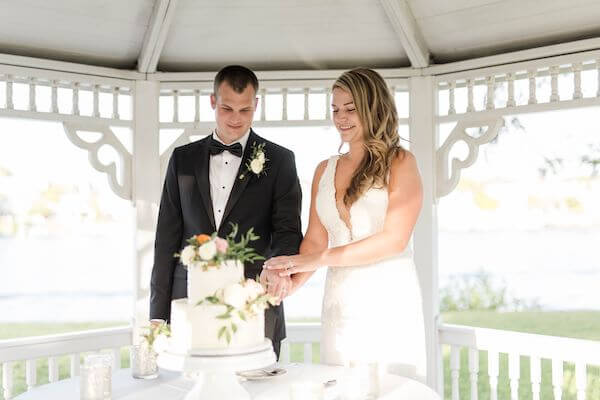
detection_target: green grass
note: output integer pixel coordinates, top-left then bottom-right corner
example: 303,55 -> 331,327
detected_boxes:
2,313 -> 600,399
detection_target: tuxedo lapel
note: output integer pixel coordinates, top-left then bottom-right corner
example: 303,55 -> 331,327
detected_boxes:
220,130 -> 258,231
194,137 -> 217,232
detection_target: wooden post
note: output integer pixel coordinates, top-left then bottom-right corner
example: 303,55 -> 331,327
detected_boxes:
132,80 -> 161,343
409,76 -> 440,393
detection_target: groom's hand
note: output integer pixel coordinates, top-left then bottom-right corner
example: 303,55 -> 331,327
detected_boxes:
260,269 -> 292,304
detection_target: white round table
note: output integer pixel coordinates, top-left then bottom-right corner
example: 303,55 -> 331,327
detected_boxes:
14,363 -> 441,400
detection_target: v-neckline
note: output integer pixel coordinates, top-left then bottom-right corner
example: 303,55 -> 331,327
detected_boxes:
332,156 -> 354,240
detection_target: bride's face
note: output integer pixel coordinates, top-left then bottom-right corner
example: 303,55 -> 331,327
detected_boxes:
332,88 -> 364,144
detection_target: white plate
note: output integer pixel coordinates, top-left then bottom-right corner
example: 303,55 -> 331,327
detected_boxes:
237,367 -> 287,380
187,338 -> 272,357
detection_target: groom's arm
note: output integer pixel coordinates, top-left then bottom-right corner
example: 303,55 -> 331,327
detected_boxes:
269,150 -> 303,257
150,152 -> 183,321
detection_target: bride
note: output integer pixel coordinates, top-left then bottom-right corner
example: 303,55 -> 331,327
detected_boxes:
264,68 -> 427,381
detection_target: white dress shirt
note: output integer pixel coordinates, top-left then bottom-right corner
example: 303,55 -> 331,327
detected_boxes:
209,130 -> 250,229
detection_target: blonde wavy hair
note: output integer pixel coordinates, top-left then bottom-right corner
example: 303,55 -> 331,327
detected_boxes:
333,67 -> 405,207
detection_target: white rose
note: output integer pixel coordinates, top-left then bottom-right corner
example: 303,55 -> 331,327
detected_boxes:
180,245 -> 196,267
223,283 -> 247,309
152,334 -> 170,354
198,241 -> 217,261
243,279 -> 265,301
250,158 -> 263,174
257,152 -> 265,164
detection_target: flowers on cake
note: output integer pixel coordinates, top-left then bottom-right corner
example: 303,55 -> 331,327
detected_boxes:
199,278 -> 277,344
175,224 -> 264,270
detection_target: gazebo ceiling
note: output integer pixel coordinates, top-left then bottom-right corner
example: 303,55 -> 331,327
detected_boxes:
1,0 -> 600,73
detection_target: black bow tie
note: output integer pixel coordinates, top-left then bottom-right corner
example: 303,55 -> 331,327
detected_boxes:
208,138 -> 243,157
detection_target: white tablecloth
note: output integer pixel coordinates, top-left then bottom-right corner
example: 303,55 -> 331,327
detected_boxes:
14,363 -> 440,400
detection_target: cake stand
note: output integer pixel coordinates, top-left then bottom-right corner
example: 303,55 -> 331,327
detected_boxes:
157,339 -> 276,400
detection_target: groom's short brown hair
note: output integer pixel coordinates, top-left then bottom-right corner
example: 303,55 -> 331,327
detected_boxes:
214,65 -> 259,97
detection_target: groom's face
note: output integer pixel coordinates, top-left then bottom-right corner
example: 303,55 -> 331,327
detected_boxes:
211,82 -> 258,144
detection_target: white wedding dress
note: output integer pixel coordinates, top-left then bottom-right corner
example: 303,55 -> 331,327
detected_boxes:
316,155 -> 427,382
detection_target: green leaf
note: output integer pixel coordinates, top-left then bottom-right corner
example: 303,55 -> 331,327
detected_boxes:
218,326 -> 226,340
231,323 -> 237,333
225,330 -> 231,344
216,312 -> 231,319
238,311 -> 247,321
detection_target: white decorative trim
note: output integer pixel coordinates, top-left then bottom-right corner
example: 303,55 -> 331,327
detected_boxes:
137,0 -> 179,73
63,122 -> 132,200
380,0 -> 430,68
436,117 -> 504,198
159,128 -> 209,182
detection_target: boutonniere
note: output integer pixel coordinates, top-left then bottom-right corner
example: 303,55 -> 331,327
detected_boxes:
239,142 -> 268,180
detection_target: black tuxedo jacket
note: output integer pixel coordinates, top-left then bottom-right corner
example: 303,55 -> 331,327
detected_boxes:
150,129 -> 302,354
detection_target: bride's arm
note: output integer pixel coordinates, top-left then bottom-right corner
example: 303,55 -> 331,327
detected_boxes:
265,151 -> 422,274
288,160 -> 329,294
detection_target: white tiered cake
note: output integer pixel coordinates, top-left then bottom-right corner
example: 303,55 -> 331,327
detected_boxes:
169,260 -> 265,353
168,230 -> 273,355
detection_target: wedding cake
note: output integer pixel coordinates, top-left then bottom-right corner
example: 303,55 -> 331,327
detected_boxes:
169,227 -> 274,354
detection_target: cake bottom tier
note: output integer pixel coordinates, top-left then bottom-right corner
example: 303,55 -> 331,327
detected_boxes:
170,298 -> 264,354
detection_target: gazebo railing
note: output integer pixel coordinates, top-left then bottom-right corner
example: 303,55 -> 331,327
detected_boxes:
0,326 -> 131,399
439,323 -> 600,400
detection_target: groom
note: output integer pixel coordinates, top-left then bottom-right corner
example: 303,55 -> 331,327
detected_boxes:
150,65 -> 302,358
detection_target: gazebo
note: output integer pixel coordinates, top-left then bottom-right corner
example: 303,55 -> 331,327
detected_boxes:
2,1 -> 600,399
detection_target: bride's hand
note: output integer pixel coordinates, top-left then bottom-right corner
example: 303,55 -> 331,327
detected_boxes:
263,252 -> 325,276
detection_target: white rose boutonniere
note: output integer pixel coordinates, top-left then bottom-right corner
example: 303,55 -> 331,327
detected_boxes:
239,142 -> 267,180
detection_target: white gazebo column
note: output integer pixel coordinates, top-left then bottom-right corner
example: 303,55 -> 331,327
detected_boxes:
409,75 -> 441,392
132,80 -> 161,342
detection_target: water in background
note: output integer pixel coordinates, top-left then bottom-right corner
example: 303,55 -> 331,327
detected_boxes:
2,227 -> 599,322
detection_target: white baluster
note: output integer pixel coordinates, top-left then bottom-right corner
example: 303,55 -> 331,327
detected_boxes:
530,356 -> 541,400
51,80 -> 58,113
325,88 -> 331,120
486,76 -> 495,110
279,340 -> 290,364
29,77 -> 36,111
48,356 -> 59,383
487,350 -> 499,400
448,81 -> 456,115
112,348 -> 120,371
552,359 -> 564,400
550,66 -> 560,102
575,362 -> 587,400
282,88 -> 288,121
25,359 -> 37,391
304,88 -> 310,120
260,89 -> 266,121
70,353 -> 80,377
508,352 -> 520,400
194,89 -> 200,122
72,82 -> 80,115
506,73 -> 516,107
6,74 -> 14,110
596,59 -> 600,97
172,90 -> 179,123
2,361 -> 14,399
303,343 -> 312,363
528,70 -> 537,105
468,348 -> 479,400
112,87 -> 120,119
93,84 -> 100,117
466,79 -> 474,112
573,62 -> 583,99
450,346 -> 460,400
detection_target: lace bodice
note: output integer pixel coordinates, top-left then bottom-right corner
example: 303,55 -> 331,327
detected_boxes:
315,155 -> 389,247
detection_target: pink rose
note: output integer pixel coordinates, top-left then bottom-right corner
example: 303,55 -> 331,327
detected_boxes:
215,237 -> 228,254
